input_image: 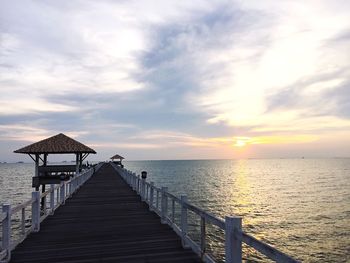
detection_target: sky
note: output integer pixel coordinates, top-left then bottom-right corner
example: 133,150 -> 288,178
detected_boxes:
1,0 -> 350,162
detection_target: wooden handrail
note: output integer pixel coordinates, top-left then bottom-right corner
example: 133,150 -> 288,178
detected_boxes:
0,211 -> 7,222
11,199 -> 32,214
40,189 -> 51,198
0,250 -> 7,260
0,163 -> 103,262
241,232 -> 297,263
113,163 -> 299,263
183,202 -> 225,229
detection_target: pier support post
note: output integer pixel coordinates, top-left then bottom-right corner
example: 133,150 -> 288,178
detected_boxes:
149,182 -> 154,211
50,184 -> 55,214
32,191 -> 40,232
161,187 -> 168,224
225,216 -> 242,263
34,154 -> 39,191
181,195 -> 189,248
75,153 -> 79,175
2,204 -> 11,262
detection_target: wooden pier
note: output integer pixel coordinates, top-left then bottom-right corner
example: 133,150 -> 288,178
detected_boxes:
8,163 -> 201,263
1,162 -> 299,263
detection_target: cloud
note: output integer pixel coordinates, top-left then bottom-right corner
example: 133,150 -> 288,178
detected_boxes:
151,1 -> 350,134
0,98 -> 77,116
1,0 -> 350,161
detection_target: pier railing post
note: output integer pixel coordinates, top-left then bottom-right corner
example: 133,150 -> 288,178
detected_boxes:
2,204 -> 11,262
60,183 -> 65,204
134,174 -> 137,190
141,179 -> 146,201
156,190 -> 159,211
43,193 -> 47,216
137,175 -> 141,194
149,182 -> 154,211
201,216 -> 206,258
50,184 -> 55,214
132,173 -> 136,190
75,175 -> 79,189
161,187 -> 168,224
32,191 -> 40,232
181,195 -> 189,248
21,208 -> 25,235
71,176 -> 76,193
68,179 -> 72,196
225,216 -> 242,263
171,199 -> 175,223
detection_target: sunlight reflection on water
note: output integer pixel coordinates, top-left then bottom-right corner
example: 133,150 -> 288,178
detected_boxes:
124,159 -> 350,263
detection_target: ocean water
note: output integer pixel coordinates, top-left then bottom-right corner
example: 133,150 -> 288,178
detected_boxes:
0,159 -> 349,262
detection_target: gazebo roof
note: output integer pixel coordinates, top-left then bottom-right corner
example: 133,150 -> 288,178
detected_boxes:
14,133 -> 96,154
110,154 -> 124,160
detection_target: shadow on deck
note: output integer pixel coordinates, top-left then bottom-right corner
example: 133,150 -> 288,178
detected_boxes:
10,163 -> 201,263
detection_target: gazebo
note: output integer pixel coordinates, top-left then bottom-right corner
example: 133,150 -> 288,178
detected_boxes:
14,133 -> 96,191
110,154 -> 124,167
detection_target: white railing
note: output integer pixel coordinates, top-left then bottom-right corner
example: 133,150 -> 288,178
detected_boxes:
112,163 -> 299,263
0,163 -> 103,263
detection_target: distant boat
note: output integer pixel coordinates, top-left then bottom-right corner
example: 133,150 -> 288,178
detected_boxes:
17,161 -> 24,163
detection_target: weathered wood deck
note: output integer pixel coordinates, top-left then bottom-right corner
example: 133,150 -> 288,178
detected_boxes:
10,163 -> 201,263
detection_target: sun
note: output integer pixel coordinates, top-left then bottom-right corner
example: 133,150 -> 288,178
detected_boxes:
234,139 -> 247,147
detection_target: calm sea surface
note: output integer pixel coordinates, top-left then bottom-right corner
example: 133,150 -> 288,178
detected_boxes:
0,159 -> 349,262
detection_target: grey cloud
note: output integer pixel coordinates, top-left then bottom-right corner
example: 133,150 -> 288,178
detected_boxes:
329,29 -> 350,43
139,4 -> 270,100
266,68 -> 350,119
325,81 -> 350,118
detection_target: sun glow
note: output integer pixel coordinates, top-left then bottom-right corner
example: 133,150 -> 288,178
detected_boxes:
234,139 -> 247,147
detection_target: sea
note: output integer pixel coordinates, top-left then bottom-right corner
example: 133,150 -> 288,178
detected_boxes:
0,159 -> 349,262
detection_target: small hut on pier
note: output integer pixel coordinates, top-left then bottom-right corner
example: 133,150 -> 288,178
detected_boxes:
110,154 -> 124,167
14,133 -> 96,192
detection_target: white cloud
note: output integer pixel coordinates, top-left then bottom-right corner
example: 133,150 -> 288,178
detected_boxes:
0,98 -> 77,115
185,1 -> 350,133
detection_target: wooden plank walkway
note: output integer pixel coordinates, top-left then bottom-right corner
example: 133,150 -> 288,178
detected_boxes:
10,163 -> 202,263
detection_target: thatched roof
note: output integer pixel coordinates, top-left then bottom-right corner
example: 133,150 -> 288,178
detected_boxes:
111,154 -> 124,160
14,133 -> 96,154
